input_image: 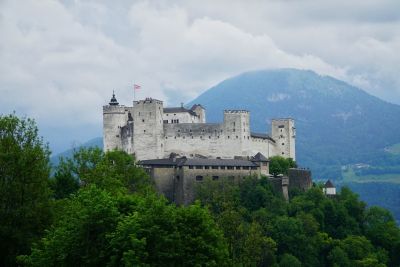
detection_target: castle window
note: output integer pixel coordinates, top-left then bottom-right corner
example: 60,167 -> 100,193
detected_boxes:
143,130 -> 146,133
233,129 -> 235,132
189,166 -> 194,169
227,166 -> 234,170
116,135 -> 119,137
149,112 -> 152,116
195,166 -> 203,169
282,152 -> 284,155
183,136 -> 185,139
205,166 -> 210,169
174,136 -> 176,139
209,136 -> 211,139
243,166 -> 249,170
176,175 -> 180,180
178,130 -> 180,132
196,176 -> 203,181
217,136 -> 220,138
202,129 -> 205,132
228,136 -> 230,139
165,137 -> 168,139
233,122 -> 235,126
189,129 -> 192,132
142,119 -> 145,122
212,166 -> 218,169
212,176 -> 219,180
163,120 -> 168,123
166,114 -> 169,116
235,166 -> 241,170
191,136 -> 193,139
139,112 -> 141,116
251,166 -> 257,170
236,136 -> 238,139
282,143 -> 285,145
174,113 -> 176,116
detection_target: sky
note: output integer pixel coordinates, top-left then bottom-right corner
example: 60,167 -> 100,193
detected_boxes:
1,0 -> 399,154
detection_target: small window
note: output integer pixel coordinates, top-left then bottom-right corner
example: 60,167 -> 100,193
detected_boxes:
282,152 -> 284,155
243,166 -> 249,170
163,120 -> 168,123
196,175 -> 203,181
178,129 -> 181,132
227,166 -> 234,170
212,176 -> 219,180
209,136 -> 211,139
149,112 -> 152,115
251,166 -> 257,170
189,166 -> 194,169
212,166 -> 218,169
236,136 -> 238,139
282,143 -> 285,145
228,136 -> 230,139
176,175 -> 180,180
233,129 -> 235,132
195,166 -> 203,169
142,119 -> 145,122
205,166 -> 210,169
235,166 -> 241,170
221,166 -> 226,170
143,130 -> 146,133
191,136 -> 193,139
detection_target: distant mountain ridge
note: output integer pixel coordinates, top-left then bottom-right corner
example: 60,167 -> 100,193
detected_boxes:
50,137 -> 103,167
188,68 -> 400,179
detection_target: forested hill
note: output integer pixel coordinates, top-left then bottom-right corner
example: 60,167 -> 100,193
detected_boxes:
188,69 -> 400,179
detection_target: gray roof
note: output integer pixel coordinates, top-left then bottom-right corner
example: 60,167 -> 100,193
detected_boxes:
324,180 -> 335,188
252,152 -> 268,162
190,104 -> 205,110
250,132 -> 275,142
163,107 -> 197,116
139,157 -> 259,167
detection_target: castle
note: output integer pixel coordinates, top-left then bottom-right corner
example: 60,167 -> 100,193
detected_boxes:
103,93 -> 296,161
102,93 -> 311,204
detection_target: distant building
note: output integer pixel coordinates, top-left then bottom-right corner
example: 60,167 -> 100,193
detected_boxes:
323,180 -> 336,196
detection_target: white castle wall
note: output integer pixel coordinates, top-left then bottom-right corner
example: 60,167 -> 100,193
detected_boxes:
163,112 -> 201,124
103,97 -> 295,161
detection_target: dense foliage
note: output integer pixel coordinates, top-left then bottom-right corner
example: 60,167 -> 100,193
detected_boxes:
269,156 -> 297,176
1,114 -> 400,266
196,177 -> 400,266
0,114 -> 52,266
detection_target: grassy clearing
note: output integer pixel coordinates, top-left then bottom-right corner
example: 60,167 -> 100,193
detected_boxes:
342,168 -> 400,184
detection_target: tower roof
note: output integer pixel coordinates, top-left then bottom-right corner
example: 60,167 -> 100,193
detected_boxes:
324,180 -> 335,188
109,91 -> 119,106
252,152 -> 269,162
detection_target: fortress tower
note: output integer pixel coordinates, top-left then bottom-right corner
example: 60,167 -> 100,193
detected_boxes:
271,118 -> 296,160
103,93 -> 129,151
223,110 -> 251,156
132,98 -> 164,159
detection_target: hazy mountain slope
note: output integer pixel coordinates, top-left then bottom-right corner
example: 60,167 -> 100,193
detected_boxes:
188,69 -> 400,178
50,137 -> 103,167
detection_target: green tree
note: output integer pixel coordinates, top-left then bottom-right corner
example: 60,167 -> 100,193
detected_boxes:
0,114 -> 52,266
279,253 -> 301,267
18,185 -> 120,267
51,147 -> 152,196
269,156 -> 296,176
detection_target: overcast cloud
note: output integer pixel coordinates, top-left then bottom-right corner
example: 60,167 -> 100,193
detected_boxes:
1,0 -> 399,153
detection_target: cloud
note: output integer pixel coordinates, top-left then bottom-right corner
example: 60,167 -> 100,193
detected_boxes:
0,0 -> 399,153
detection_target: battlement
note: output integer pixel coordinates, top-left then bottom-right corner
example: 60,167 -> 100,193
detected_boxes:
224,110 -> 249,114
134,98 -> 163,105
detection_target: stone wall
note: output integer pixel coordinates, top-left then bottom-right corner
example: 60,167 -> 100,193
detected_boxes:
288,168 -> 312,191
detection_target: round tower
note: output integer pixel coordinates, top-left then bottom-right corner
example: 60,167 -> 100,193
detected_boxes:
103,92 -> 128,151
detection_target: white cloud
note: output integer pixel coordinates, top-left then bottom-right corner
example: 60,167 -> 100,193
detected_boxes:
0,0 -> 399,152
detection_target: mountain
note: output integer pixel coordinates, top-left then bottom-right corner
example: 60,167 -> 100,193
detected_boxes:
50,137 -> 103,167
188,68 -> 400,179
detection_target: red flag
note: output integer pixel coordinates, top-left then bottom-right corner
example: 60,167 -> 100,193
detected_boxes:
134,84 -> 141,90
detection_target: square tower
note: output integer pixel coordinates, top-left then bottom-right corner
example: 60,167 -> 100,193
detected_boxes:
271,118 -> 296,160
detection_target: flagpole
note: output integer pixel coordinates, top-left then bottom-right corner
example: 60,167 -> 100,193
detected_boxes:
134,83 -> 136,102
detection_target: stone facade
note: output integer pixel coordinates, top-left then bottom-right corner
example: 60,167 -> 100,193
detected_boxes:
103,95 -> 296,161
139,155 -> 269,205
